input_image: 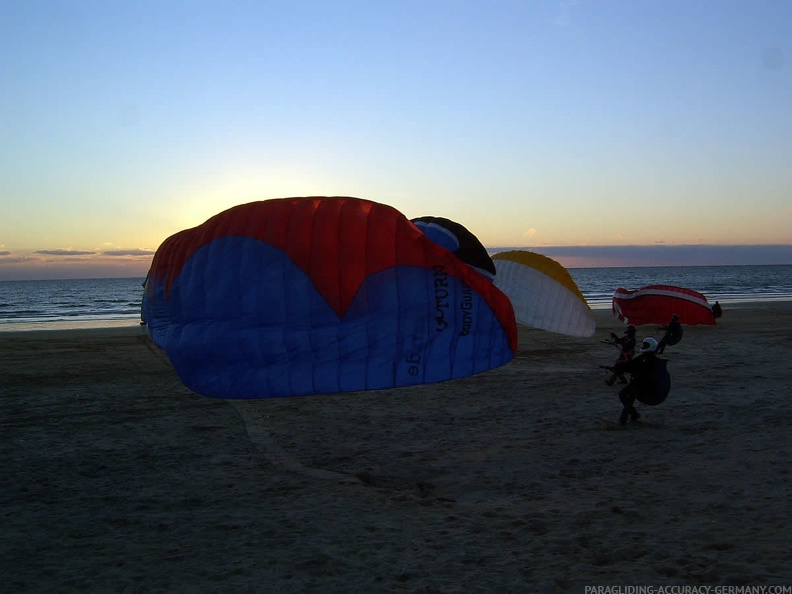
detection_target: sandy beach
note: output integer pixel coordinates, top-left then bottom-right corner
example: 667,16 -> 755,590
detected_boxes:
2,304 -> 790,593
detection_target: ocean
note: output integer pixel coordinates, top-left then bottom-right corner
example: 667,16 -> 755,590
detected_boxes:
1,264 -> 791,332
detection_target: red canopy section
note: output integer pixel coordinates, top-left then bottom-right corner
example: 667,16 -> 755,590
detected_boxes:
612,285 -> 717,326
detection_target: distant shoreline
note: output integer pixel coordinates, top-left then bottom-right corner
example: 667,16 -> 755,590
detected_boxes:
585,294 -> 792,311
0,318 -> 146,334
2,295 -> 790,333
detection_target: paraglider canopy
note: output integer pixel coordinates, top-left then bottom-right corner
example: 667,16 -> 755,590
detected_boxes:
410,216 -> 496,280
492,250 -> 596,338
142,197 -> 517,399
612,285 -> 716,326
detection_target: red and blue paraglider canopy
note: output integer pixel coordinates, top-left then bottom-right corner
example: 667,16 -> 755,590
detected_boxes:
142,197 -> 517,398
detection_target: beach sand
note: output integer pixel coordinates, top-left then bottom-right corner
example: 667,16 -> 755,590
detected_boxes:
2,304 -> 790,592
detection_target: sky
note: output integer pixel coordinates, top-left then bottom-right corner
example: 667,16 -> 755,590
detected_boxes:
1,0 -> 791,280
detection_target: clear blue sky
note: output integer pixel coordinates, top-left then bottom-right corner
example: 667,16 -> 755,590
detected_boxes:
1,0 -> 790,279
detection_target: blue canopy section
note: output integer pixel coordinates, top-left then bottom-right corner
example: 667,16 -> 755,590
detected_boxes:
144,236 -> 512,398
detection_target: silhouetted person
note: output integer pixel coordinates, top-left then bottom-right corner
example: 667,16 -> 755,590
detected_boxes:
604,325 -> 637,386
606,337 -> 671,425
712,301 -> 722,318
657,314 -> 683,354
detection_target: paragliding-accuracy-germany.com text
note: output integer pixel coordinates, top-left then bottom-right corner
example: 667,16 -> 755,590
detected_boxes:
584,586 -> 791,594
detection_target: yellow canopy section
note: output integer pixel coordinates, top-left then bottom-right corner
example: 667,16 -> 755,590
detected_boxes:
492,250 -> 595,337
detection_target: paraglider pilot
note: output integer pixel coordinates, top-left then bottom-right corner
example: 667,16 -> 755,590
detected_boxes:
604,325 -> 637,386
657,314 -> 683,354
712,301 -> 723,319
605,337 -> 670,425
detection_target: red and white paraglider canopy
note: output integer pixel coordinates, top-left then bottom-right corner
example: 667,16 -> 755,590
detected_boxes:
612,284 -> 717,326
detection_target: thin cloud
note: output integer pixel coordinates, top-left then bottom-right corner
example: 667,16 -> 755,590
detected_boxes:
488,244 -> 792,267
103,249 -> 155,257
0,250 -> 11,256
35,249 -> 96,256
522,228 -> 538,238
0,255 -> 30,265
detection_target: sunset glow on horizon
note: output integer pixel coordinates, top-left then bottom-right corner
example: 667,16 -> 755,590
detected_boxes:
2,1 -> 790,280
